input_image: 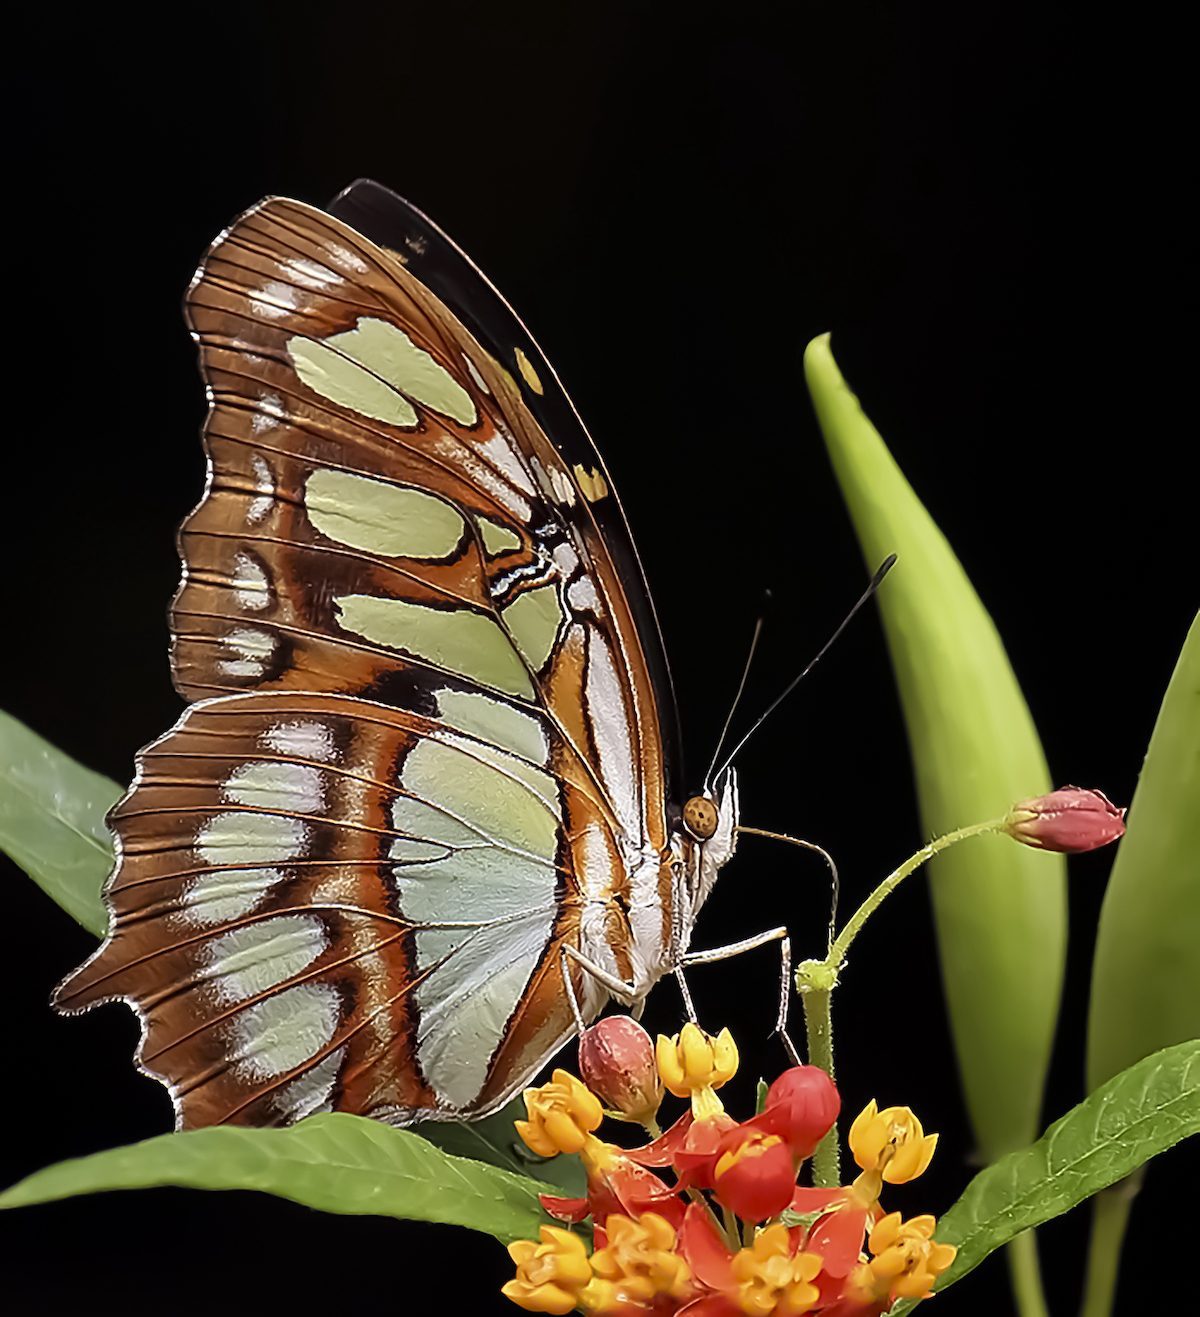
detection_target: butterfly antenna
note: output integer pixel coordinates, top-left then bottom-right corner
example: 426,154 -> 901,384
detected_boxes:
714,554 -> 897,780
737,826 -> 841,952
703,612 -> 767,790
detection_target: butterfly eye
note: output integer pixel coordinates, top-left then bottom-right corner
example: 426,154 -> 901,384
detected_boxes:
682,795 -> 720,841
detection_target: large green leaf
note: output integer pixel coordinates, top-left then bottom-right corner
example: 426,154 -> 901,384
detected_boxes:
0,1112 -> 550,1243
419,1097 -> 586,1195
805,336 -> 1066,1316
1079,612 -> 1199,1315
805,335 -> 1067,1166
891,1040 -> 1200,1314
0,709 -> 120,936
1086,611 -> 1200,1089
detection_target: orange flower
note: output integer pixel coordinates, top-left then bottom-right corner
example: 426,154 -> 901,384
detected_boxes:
656,1023 -> 738,1120
846,1211 -> 957,1304
730,1223 -> 823,1316
503,1225 -> 593,1314
848,1101 -> 938,1184
584,1212 -> 692,1311
516,1069 -> 604,1158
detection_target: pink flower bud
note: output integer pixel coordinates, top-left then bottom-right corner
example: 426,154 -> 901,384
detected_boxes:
1005,786 -> 1127,854
577,1015 -> 663,1123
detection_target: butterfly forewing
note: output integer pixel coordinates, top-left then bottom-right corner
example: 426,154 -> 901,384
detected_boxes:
57,194 -> 678,1125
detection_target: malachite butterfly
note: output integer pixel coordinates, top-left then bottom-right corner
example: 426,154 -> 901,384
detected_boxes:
55,180 -> 756,1128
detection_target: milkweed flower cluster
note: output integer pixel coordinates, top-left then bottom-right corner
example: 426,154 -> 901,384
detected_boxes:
502,1017 -> 956,1315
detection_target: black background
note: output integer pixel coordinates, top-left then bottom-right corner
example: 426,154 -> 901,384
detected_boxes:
4,4 -> 1192,1313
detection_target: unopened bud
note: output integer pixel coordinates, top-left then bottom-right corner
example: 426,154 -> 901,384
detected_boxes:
578,1016 -> 663,1123
1005,786 -> 1126,854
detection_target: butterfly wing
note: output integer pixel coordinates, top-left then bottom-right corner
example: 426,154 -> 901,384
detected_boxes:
325,177 -> 682,776
56,194 -> 678,1126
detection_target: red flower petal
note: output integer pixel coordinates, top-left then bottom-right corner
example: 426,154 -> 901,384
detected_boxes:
678,1202 -> 735,1292
625,1110 -> 694,1166
789,1185 -> 847,1213
587,1155 -> 686,1229
676,1297 -> 742,1317
538,1193 -> 590,1223
809,1203 -> 869,1277
712,1133 -> 797,1222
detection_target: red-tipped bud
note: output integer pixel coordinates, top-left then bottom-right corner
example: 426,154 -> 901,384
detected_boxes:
713,1127 -> 798,1221
578,1015 -> 663,1123
1005,786 -> 1126,854
752,1065 -> 841,1160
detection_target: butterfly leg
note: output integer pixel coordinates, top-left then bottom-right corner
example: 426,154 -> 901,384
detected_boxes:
560,945 -> 642,1033
681,927 -> 803,1066
673,967 -> 699,1024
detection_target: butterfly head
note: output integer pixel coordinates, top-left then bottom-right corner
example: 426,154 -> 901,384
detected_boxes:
678,771 -> 739,925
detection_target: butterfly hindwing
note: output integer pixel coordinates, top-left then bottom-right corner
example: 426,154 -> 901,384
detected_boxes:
55,690 -> 615,1124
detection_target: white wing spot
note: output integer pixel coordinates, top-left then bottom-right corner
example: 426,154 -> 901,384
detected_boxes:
231,552 -> 271,612
263,720 -> 336,763
568,576 -> 601,614
274,1045 -> 345,1120
201,914 -> 328,1004
180,868 -> 282,926
230,982 -> 341,1080
246,455 -> 275,523
463,353 -> 491,395
253,280 -> 302,318
223,761 -> 324,814
197,812 -> 308,866
218,627 -> 275,679
251,396 -> 285,436
479,432 -> 536,496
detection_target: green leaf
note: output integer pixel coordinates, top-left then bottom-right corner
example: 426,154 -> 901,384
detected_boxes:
1086,611 -> 1200,1090
0,709 -> 120,936
0,1112 -> 550,1243
890,1041 -> 1200,1314
417,1097 -> 586,1195
1079,613 -> 1199,1316
805,336 -> 1066,1164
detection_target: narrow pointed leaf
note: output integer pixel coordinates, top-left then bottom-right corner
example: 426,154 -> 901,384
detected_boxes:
0,709 -> 119,936
805,336 -> 1066,1164
890,1041 -> 1200,1313
1087,611 -> 1200,1090
1079,613 -> 1199,1315
0,1112 -> 549,1242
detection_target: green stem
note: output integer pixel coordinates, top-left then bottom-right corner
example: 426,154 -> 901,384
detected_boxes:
1079,1176 -> 1141,1317
802,985 -> 840,1187
720,1203 -> 743,1250
794,816 -> 1010,1191
827,818 -> 1007,969
1006,1231 -> 1050,1317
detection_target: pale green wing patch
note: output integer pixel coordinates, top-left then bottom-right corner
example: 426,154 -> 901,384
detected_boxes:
502,585 -> 564,673
390,730 -> 563,1108
479,517 -> 522,556
305,469 -> 466,559
334,595 -> 535,698
288,337 -> 418,427
287,317 -> 477,428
